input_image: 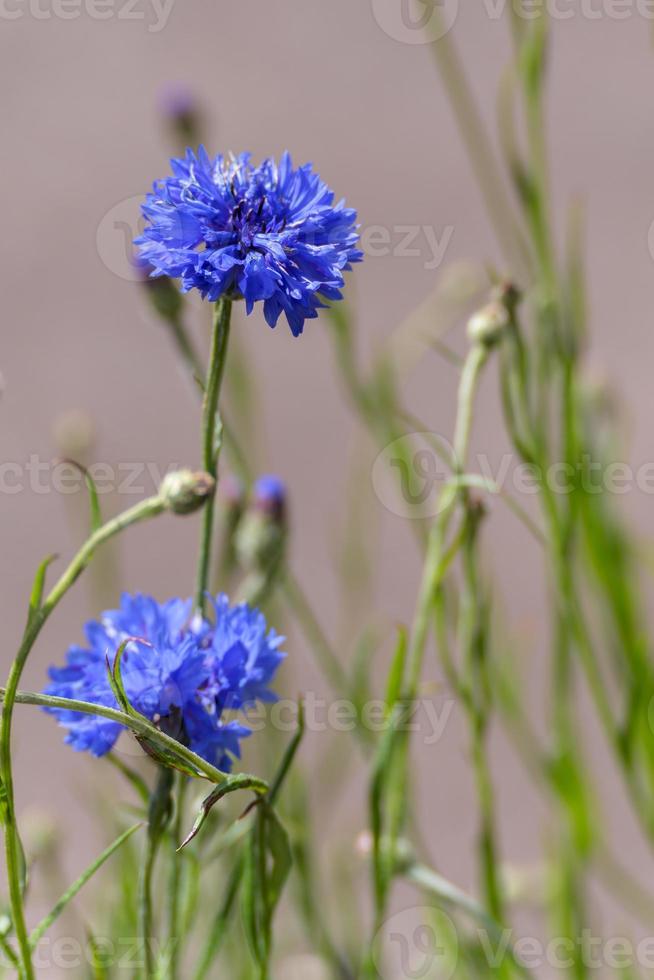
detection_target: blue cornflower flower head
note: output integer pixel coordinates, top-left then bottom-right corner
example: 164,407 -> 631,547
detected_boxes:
43,593 -> 285,771
206,595 -> 286,712
135,148 -> 362,337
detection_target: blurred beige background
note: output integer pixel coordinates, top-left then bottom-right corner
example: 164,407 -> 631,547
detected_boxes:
2,2 -> 654,975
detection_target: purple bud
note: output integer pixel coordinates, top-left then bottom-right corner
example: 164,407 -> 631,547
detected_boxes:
158,84 -> 202,146
253,474 -> 286,521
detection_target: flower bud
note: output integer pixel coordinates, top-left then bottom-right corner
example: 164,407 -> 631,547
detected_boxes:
467,300 -> 510,347
160,469 -> 215,515
159,84 -> 203,148
253,474 -> 286,522
235,475 -> 287,573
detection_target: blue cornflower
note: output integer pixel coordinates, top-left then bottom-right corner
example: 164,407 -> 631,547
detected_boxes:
135,149 -> 362,337
43,593 -> 285,771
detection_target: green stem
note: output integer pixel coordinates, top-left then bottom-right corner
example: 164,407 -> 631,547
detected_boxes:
460,501 -> 506,928
195,297 -> 232,612
1,690 -> 230,786
168,776 -> 188,980
140,767 -> 173,980
139,830 -> 158,978
369,342 -> 492,948
406,343 -> 489,698
0,493 -> 165,980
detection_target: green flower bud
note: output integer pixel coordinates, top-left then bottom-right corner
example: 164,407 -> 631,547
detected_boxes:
160,469 -> 215,515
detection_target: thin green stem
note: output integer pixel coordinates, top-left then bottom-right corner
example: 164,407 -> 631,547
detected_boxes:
195,297 -> 232,612
459,502 -> 507,930
406,343 -> 489,698
0,493 -> 165,980
139,830 -> 158,979
140,767 -> 173,980
1,690 -> 233,785
167,776 -> 188,980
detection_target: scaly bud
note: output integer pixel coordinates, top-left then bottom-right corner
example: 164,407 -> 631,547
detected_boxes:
160,469 -> 215,515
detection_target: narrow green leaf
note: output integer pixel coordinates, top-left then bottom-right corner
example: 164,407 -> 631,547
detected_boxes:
268,701 -> 305,806
384,628 -> 408,717
241,803 -> 292,975
107,637 -> 151,716
179,774 -> 268,851
57,459 -> 102,534
0,933 -> 20,970
85,930 -> 110,979
29,823 -> 143,948
27,554 -> 58,626
262,806 -> 292,909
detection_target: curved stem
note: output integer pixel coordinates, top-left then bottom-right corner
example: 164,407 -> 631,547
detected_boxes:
1,690 -> 230,786
0,493 -> 165,980
195,298 -> 232,612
